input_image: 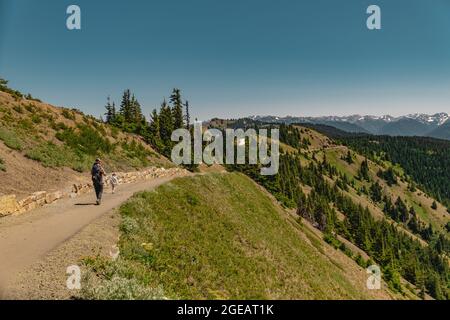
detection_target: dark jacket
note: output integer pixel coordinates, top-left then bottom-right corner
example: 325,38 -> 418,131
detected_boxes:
91,163 -> 105,185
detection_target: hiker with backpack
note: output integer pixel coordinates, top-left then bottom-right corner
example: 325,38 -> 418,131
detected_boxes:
91,158 -> 106,205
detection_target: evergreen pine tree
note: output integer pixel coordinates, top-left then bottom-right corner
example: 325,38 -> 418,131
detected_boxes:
130,94 -> 143,123
431,200 -> 438,210
369,181 -> 382,203
358,158 -> 370,181
185,100 -> 191,129
104,96 -> 116,124
148,108 -> 162,148
344,150 -> 354,164
170,88 -> 184,129
111,102 -> 116,121
119,89 -> 132,123
158,99 -> 174,155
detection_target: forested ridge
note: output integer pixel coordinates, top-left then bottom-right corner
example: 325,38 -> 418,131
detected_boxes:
224,124 -> 450,300
338,135 -> 450,208
301,124 -> 450,209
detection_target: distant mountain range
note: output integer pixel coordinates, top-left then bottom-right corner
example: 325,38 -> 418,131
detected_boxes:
249,113 -> 450,140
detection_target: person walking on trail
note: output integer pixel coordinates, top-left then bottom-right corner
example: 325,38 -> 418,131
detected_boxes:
110,172 -> 119,194
91,158 -> 106,205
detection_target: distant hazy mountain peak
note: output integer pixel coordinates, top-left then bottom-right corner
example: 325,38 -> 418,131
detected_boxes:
245,112 -> 450,139
402,113 -> 449,125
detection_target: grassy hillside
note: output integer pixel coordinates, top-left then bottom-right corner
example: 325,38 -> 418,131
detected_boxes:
81,173 -> 397,300
281,124 -> 450,235
322,147 -> 449,232
0,91 -> 171,196
221,123 -> 449,299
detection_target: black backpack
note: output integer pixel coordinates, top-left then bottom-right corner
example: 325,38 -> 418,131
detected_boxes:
91,163 -> 102,183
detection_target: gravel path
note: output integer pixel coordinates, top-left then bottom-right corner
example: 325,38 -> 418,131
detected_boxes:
0,174 -> 183,299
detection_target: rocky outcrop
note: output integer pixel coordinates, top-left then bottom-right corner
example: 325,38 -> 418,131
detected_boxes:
0,167 -> 187,217
0,195 -> 20,216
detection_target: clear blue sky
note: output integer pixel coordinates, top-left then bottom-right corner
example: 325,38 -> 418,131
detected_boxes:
1,0 -> 450,120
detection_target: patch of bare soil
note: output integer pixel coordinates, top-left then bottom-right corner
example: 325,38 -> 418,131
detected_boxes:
197,163 -> 227,173
0,142 -> 86,199
4,210 -> 120,300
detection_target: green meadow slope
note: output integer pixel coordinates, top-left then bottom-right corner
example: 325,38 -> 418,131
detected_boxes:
81,173 -> 397,300
0,91 -> 171,197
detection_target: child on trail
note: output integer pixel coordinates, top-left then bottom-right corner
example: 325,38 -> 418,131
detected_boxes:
110,172 -> 119,194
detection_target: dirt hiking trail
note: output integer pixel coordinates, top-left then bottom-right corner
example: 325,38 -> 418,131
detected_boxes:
0,174 -> 185,299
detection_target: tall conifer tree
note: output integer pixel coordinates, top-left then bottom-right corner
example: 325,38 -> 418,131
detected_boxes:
170,88 -> 184,129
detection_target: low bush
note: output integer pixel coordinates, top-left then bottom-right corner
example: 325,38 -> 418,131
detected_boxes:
0,157 -> 5,171
25,142 -> 93,172
17,118 -> 35,131
121,140 -> 153,167
31,113 -> 42,124
81,257 -> 166,300
13,105 -> 23,114
56,124 -> 114,155
50,121 -> 68,131
24,103 -> 36,113
61,109 -> 75,120
0,127 -> 23,150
